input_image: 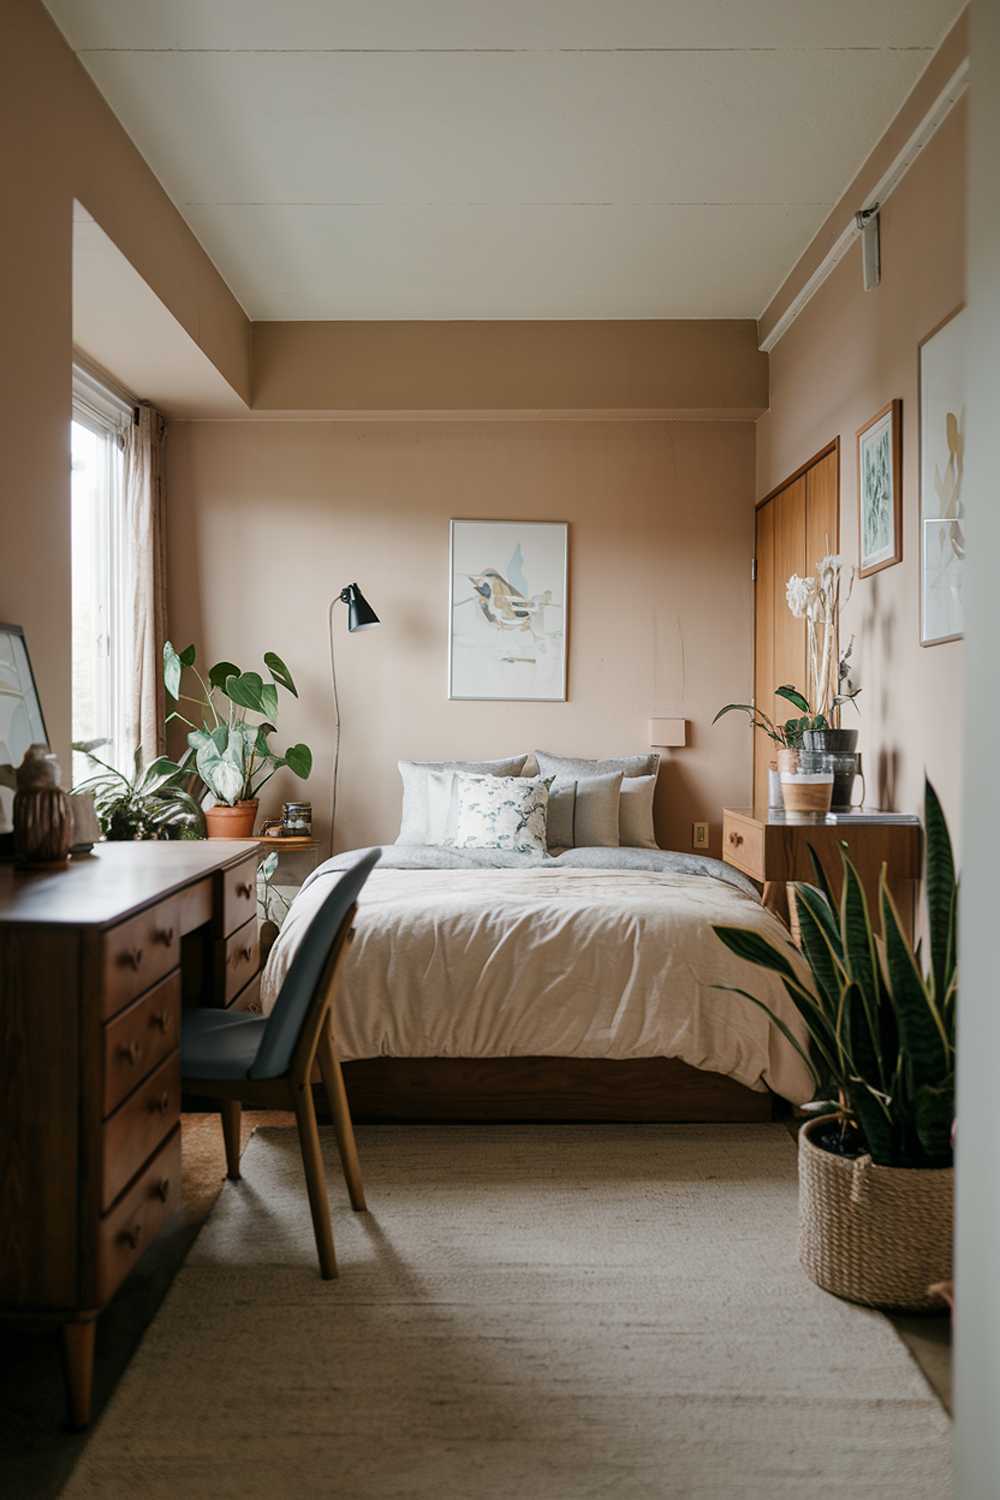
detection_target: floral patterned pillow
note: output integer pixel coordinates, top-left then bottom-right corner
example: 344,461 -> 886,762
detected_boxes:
450,773 -> 551,855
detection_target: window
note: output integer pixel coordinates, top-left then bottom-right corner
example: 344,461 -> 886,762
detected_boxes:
71,368 -> 132,786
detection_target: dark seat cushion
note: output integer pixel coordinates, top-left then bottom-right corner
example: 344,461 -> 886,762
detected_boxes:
181,1007 -> 268,1081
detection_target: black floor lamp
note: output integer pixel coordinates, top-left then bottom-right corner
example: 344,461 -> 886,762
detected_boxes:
328,583 -> 380,854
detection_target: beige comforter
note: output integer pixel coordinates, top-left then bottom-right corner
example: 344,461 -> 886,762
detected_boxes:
261,847 -> 813,1102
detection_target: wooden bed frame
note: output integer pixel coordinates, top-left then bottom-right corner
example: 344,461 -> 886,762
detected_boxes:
339,1057 -> 777,1124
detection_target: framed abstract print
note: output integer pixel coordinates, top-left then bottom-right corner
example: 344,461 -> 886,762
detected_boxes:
857,399 -> 902,578
919,306 -> 966,646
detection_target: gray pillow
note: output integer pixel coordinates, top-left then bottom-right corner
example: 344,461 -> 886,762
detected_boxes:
534,751 -> 660,848
396,756 -> 528,844
547,771 -> 623,850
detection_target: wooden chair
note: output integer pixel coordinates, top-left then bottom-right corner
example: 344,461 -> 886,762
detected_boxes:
181,848 -> 380,1278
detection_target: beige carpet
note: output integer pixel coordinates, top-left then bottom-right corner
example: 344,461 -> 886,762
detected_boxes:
64,1125 -> 951,1499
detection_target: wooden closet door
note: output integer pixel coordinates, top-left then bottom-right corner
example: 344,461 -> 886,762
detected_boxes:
753,500 -> 774,814
806,449 -> 839,575
771,477 -> 807,718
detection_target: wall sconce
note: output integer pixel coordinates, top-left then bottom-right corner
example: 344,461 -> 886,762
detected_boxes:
648,718 -> 687,748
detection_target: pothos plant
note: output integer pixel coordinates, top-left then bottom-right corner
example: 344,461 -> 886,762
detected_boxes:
713,683 -> 826,749
72,743 -> 205,840
163,642 -> 313,807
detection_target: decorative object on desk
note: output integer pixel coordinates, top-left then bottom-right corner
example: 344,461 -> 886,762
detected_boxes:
779,768 -> 834,815
785,556 -> 859,727
163,641 -> 313,839
328,581 -> 380,855
73,743 -> 205,841
0,622 -> 48,847
67,791 -> 101,852
919,305 -> 966,645
714,777 -> 955,1310
857,399 -> 902,577
713,682 -> 821,789
801,733 -> 865,810
13,744 -> 72,867
283,800 -> 312,837
449,518 -> 568,702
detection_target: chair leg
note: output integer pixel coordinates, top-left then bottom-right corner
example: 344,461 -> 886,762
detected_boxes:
293,1082 -> 338,1279
317,1029 -> 367,1212
220,1100 -> 242,1181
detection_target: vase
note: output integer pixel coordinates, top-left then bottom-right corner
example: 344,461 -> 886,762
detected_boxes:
779,771 -> 833,814
798,1116 -> 953,1310
14,785 -> 73,866
801,730 -> 863,810
204,799 -> 259,839
767,765 -> 784,810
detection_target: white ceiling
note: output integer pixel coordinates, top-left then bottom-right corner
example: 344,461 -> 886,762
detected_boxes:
49,1 -> 961,320
73,205 -> 248,415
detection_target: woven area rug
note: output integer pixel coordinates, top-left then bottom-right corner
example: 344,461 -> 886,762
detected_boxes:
64,1125 -> 951,1499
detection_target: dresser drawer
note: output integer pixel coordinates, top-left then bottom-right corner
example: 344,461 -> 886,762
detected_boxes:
97,1128 -> 180,1304
229,972 -> 263,1015
102,972 -> 182,1118
219,854 -> 258,937
216,916 -> 260,1005
101,898 -> 180,1019
101,1051 -> 180,1211
722,813 -> 765,880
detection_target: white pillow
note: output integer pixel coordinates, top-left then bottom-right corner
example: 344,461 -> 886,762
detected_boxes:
396,756 -> 528,845
450,774 -> 550,856
619,773 -> 658,850
546,771 -> 623,850
534,751 -> 660,848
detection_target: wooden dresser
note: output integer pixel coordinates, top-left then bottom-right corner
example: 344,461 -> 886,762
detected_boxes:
722,807 -> 921,940
0,840 -> 262,1426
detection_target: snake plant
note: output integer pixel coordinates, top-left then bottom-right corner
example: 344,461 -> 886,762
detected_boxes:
713,777 -> 956,1169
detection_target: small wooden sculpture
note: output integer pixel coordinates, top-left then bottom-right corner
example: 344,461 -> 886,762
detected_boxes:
13,744 -> 72,868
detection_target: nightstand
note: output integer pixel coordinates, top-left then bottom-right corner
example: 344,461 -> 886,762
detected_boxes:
722,808 -> 921,941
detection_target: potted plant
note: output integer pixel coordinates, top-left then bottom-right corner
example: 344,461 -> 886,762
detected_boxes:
713,683 -> 826,805
73,743 -> 206,840
257,849 -> 291,964
712,777 -> 955,1310
163,642 -> 313,839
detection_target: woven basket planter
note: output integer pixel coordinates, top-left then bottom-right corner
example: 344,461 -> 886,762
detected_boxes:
798,1116 -> 953,1311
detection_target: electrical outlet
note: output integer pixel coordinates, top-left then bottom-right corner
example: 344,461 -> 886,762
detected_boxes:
692,821 -> 709,850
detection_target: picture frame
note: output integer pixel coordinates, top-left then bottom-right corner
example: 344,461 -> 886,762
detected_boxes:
448,518 -> 569,701
919,304 -> 966,646
0,622 -> 49,840
856,398 -> 902,578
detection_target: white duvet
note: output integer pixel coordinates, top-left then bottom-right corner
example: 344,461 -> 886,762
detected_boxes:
261,846 -> 814,1103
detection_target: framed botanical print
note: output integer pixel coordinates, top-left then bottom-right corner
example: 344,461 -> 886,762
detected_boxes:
856,399 -> 902,578
448,519 -> 568,701
919,305 -> 966,646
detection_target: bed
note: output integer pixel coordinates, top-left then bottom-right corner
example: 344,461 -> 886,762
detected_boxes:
260,845 -> 814,1123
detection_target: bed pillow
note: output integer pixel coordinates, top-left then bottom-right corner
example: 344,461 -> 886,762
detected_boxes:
396,756 -> 528,845
450,773 -> 550,856
546,771 -> 623,850
534,751 -> 660,848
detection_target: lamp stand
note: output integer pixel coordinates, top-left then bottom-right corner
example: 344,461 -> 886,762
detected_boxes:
327,597 -> 342,858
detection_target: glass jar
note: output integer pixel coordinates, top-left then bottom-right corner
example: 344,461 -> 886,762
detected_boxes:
282,801 -> 312,837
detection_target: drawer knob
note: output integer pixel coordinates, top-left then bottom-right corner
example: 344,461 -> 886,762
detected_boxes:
118,1039 -> 143,1067
148,1091 -> 171,1116
236,881 -> 254,899
154,1177 -> 171,1204
153,925 -> 175,947
729,832 -> 744,847
151,1009 -> 171,1034
122,946 -> 144,971
118,1223 -> 143,1251
240,945 -> 255,963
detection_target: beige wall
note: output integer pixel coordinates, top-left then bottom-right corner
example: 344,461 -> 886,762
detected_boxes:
756,100 -> 967,835
0,0 -> 249,765
166,417 -> 756,855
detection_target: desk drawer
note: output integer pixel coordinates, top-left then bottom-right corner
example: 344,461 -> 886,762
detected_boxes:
101,898 -> 180,1019
101,1051 -> 180,1211
216,916 -> 260,1005
229,972 -> 263,1015
219,855 -> 258,937
722,813 -> 765,880
103,972 -> 181,1117
97,1128 -> 180,1304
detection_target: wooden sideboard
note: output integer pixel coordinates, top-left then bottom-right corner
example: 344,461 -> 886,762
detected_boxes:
721,807 -> 921,940
0,840 -> 262,1427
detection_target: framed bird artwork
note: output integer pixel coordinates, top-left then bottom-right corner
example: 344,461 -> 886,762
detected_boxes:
449,519 -> 568,700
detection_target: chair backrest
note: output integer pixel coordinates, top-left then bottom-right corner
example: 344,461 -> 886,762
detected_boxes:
249,848 -> 381,1080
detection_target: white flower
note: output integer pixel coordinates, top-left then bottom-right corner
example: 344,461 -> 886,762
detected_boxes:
817,553 -> 845,575
785,574 -> 817,619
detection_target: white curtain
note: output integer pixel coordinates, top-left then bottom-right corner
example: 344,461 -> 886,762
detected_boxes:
122,404 -> 168,765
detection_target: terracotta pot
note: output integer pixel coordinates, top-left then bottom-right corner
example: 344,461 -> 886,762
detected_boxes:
204,799 -> 259,839
798,1116 -> 953,1311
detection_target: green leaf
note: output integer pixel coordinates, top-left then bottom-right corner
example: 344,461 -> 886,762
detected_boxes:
259,851 -> 279,881
775,684 -> 811,714
880,872 -> 949,1091
139,756 -> 183,791
839,850 -> 884,1087
284,742 -> 313,779
712,703 -> 756,724
713,985 -> 820,1089
264,651 -> 298,697
712,924 -> 803,985
179,644 -> 196,667
223,671 -> 266,713
848,1082 -> 896,1166
792,883 -> 844,989
254,723 -> 277,758
260,682 -> 279,720
208,660 -> 241,691
163,641 -> 182,700
914,1081 -> 955,1165
924,777 -> 956,1008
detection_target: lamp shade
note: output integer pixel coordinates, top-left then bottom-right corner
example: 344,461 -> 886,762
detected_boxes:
339,583 -> 380,632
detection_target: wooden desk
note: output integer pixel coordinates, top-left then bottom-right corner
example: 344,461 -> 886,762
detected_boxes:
0,840 -> 261,1427
721,807 -> 921,941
